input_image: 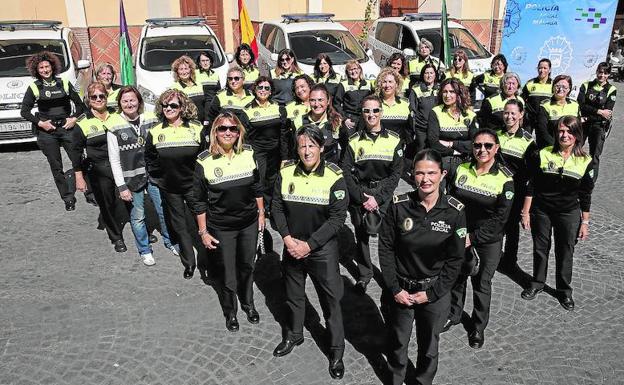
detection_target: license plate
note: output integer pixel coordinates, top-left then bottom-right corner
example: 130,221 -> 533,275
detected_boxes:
0,121 -> 31,132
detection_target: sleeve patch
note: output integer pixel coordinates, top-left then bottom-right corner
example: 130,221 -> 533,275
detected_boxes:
505,191 -> 515,200
456,228 -> 467,238
334,190 -> 346,200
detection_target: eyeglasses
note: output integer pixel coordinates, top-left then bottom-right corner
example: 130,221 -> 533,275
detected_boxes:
256,85 -> 271,91
161,102 -> 180,109
473,142 -> 495,150
227,76 -> 242,82
362,108 -> 381,114
89,94 -> 106,101
216,125 -> 240,133
555,85 -> 570,91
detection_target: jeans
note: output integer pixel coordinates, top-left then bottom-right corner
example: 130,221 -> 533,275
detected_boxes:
129,182 -> 172,255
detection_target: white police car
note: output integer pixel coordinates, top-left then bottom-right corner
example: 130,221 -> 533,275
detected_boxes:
257,13 -> 380,79
135,17 -> 231,110
0,20 -> 90,145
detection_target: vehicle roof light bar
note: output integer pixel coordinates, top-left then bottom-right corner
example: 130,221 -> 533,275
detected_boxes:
145,17 -> 206,28
403,13 -> 445,21
281,13 -> 335,23
0,20 -> 62,31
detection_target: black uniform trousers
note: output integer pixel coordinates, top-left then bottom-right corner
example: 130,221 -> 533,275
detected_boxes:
384,291 -> 450,385
448,240 -> 502,332
583,122 -> 607,181
282,238 -> 345,353
89,161 -> 125,242
160,189 -> 205,269
529,206 -> 580,297
209,220 -> 258,317
349,194 -> 389,282
255,148 -> 280,212
36,129 -> 77,203
499,187 -> 526,272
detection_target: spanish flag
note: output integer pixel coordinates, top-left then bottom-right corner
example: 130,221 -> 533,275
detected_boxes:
238,0 -> 258,60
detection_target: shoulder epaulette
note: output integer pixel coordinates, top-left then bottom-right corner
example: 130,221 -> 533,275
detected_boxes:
242,144 -> 253,151
326,162 -> 343,174
281,159 -> 296,168
499,165 -> 513,178
189,119 -> 202,127
387,130 -> 400,138
522,130 -> 533,141
349,132 -> 360,140
393,193 -> 409,204
447,196 -> 464,211
197,150 -> 211,161
76,113 -> 87,122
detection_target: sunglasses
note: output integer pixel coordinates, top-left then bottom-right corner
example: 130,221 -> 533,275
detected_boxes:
216,125 -> 240,133
453,57 -> 464,62
161,102 -> 180,109
256,85 -> 271,91
473,142 -> 495,150
89,94 -> 106,101
227,76 -> 242,82
280,57 -> 292,62
362,108 -> 381,114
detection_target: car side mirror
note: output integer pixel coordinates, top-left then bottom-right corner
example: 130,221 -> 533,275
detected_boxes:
403,48 -> 415,57
226,53 -> 234,63
77,59 -> 91,70
270,53 -> 278,62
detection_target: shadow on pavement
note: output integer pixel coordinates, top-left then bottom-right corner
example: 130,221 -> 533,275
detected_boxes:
0,142 -> 38,153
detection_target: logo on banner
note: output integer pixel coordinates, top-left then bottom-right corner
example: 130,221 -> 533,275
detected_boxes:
539,36 -> 573,74
583,49 -> 600,68
511,46 -> 527,66
575,7 -> 610,29
504,0 -> 522,37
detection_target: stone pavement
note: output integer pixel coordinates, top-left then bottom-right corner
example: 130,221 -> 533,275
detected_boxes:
1,93 -> 624,385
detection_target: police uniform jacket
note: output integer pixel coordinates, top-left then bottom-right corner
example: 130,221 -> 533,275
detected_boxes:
270,68 -> 303,106
497,128 -> 536,191
145,119 -> 203,193
521,77 -> 552,123
334,78 -> 374,120
470,70 -> 503,101
427,105 -> 477,157
20,77 -> 86,130
106,112 -> 160,192
408,55 -> 439,85
292,113 -> 348,165
241,99 -> 289,159
477,94 -> 525,130
272,160 -> 348,251
526,147 -> 594,213
241,66 -> 260,90
106,84 -> 121,111
577,80 -> 617,124
448,160 -> 515,245
194,69 -> 221,108
378,191 -> 467,301
190,145 -> 262,230
381,96 -> 414,143
314,73 -> 342,100
342,127 -> 403,205
408,83 -> 439,150
444,69 -> 474,87
71,111 -> 113,171
536,98 -> 580,148
206,88 -> 254,126
171,80 -> 206,123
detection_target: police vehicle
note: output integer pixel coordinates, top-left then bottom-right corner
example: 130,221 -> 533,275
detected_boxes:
257,13 -> 380,79
135,17 -> 231,110
0,20 -> 90,145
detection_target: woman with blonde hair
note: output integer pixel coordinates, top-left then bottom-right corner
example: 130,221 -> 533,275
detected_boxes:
445,50 -> 474,87
170,55 -> 206,124
376,67 -> 414,146
94,62 -> 122,111
191,112 -> 264,331
334,59 -> 373,132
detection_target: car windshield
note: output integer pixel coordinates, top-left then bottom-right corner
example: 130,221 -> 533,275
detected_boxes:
288,30 -> 367,65
418,28 -> 491,60
0,39 -> 68,77
140,35 -> 225,71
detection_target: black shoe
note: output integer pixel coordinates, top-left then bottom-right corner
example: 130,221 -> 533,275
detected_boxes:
468,330 -> 484,349
113,239 -> 127,253
328,358 -> 345,379
521,287 -> 543,300
183,266 -> 195,280
355,279 -> 370,294
64,198 -> 76,211
148,234 -> 158,244
225,315 -> 239,332
245,308 -> 260,324
85,194 -> 98,207
273,338 -> 304,357
441,319 -> 459,333
559,296 -> 575,311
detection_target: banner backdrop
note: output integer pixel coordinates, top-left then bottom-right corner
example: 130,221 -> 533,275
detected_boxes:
501,0 -> 618,97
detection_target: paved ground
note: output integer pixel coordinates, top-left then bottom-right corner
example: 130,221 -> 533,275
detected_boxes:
1,91 -> 624,385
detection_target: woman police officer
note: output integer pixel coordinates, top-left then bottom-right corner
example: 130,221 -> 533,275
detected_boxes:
170,55 -> 206,125
379,149 -> 466,385
271,125 -> 348,380
521,58 -> 553,133
477,72 -> 525,130
535,74 -> 580,149
409,63 -> 440,153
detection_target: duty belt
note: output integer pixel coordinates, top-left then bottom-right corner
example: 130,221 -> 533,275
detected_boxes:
397,274 -> 438,292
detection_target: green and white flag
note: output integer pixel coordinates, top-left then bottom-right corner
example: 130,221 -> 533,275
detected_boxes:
119,0 -> 135,85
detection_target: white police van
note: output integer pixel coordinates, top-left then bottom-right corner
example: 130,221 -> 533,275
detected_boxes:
135,17 -> 231,110
257,14 -> 380,79
0,20 -> 90,145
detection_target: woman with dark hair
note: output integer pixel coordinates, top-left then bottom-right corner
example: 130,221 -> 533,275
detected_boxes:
94,62 -> 121,111
343,95 -> 403,292
72,82 -> 127,252
379,149 -> 466,385
470,54 -> 508,107
520,116 -> 594,311
170,55 -> 205,124
445,50 -> 474,87
286,74 -> 313,121
235,43 -> 260,90
271,125 -> 348,380
191,112 -> 264,331
409,63 -> 440,152
577,61 -> 617,181
313,54 -> 342,100
195,51 -> 222,114
408,38 -> 439,85
21,50 -> 87,210
386,52 -> 411,97
444,128 -> 514,350
521,58 -> 553,133
427,78 -> 477,172
292,84 -> 346,164
376,67 -> 414,145
477,72 -> 525,130
206,66 -> 254,127
270,48 -> 303,105
535,74 -> 580,149
145,89 -> 205,278
334,59 -> 374,133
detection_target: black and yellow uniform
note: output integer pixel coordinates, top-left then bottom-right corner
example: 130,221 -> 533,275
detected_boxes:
535,98 -> 580,149
447,161 -> 514,334
72,111 -> 125,243
525,147 -> 594,297
470,70 -> 503,107
314,73 -> 342,101
206,88 -> 254,128
477,94 -> 525,130
379,192 -> 466,385
292,113 -> 348,164
241,100 -> 289,210
408,55 -> 439,86
145,119 -> 206,271
171,80 -> 206,124
381,96 -> 414,147
272,159 -> 349,357
106,84 -> 121,111
496,128 -> 536,273
409,83 -> 439,152
270,68 -> 303,106
444,69 -> 474,88
195,68 -> 221,113
190,145 -> 262,317
521,77 -> 552,132
427,105 -> 478,171
20,77 -> 86,204
577,79 -> 617,181
241,66 -> 260,90
342,127 -> 403,283
334,78 -> 374,128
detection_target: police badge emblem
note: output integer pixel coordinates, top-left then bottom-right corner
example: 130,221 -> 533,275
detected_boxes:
458,175 -> 468,186
158,134 -> 165,142
45,90 -> 51,98
547,161 -> 556,171
403,218 -> 413,231
90,126 -> 98,134
227,100 -> 233,106
121,132 -> 129,141
214,167 -> 223,177
288,182 -> 295,194
254,111 -> 260,117
137,137 -> 145,145
357,147 -> 365,158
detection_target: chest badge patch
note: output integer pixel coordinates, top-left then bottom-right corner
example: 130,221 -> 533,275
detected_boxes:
254,111 -> 261,117
214,167 -> 223,177
45,90 -> 51,98
357,147 -> 365,158
227,100 -> 233,106
137,137 -> 145,145
547,161 -> 556,171
431,220 -> 451,233
158,134 -> 165,143
288,182 -> 295,195
121,132 -> 129,141
458,174 -> 468,186
90,125 -> 98,134
403,217 -> 413,231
